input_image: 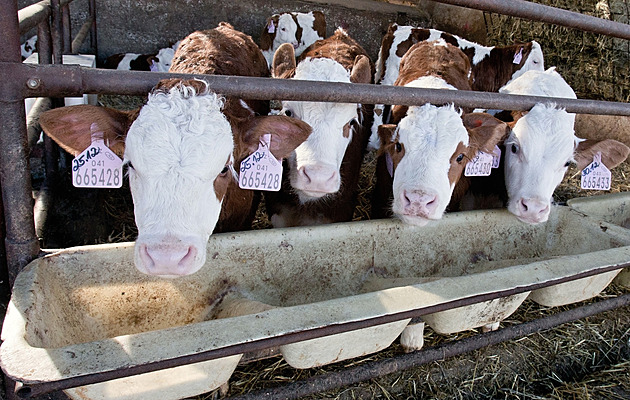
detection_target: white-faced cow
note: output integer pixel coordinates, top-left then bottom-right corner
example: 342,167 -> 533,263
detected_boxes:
372,40 -> 509,226
369,23 -> 544,149
260,11 -> 326,67
39,23 -> 311,277
495,67 -> 630,224
264,28 -> 373,227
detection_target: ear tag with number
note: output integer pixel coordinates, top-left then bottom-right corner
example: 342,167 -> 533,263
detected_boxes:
464,151 -> 493,177
491,145 -> 501,169
239,133 -> 283,191
268,22 -> 275,34
72,124 -> 123,188
385,152 -> 394,177
581,152 -> 611,191
513,48 -> 523,64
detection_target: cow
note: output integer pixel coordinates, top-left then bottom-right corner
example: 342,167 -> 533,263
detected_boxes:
260,11 -> 326,67
103,44 -> 177,72
264,28 -> 373,227
39,23 -> 312,278
21,35 -> 37,60
494,67 -> 629,224
372,40 -> 509,226
369,23 -> 544,149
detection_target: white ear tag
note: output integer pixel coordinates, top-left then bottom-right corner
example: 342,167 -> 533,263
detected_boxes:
513,48 -> 523,64
581,152 -> 611,190
491,145 -> 501,169
268,22 -> 275,34
464,151 -> 493,177
385,152 -> 394,177
239,133 -> 283,191
72,123 -> 123,188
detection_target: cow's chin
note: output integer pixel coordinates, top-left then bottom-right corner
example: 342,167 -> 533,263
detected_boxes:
514,213 -> 549,225
396,213 -> 431,227
296,189 -> 334,203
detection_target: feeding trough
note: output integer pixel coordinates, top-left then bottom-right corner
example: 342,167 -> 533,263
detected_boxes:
568,192 -> 630,288
2,206 -> 630,400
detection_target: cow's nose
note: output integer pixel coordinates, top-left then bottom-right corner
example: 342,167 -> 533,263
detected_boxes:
402,190 -> 438,218
138,243 -> 198,277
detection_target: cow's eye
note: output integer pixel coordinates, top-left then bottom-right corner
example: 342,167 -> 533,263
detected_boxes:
395,142 -> 402,153
456,154 -> 464,163
283,109 -> 293,117
511,143 -> 519,154
564,161 -> 572,168
220,165 -> 229,175
126,162 -> 135,171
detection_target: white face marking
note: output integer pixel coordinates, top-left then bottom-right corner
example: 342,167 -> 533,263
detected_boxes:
501,69 -> 576,224
125,83 -> 234,277
153,47 -> 175,72
282,57 -> 359,202
392,103 -> 469,226
295,12 -> 324,56
274,13 -> 299,49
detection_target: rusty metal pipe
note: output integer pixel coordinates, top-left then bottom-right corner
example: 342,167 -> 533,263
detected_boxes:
61,4 -> 71,54
7,63 -> 630,116
18,0 -> 74,35
15,261 -> 629,398
71,19 -> 92,54
432,0 -> 630,40
231,293 -> 630,400
0,0 -> 40,287
36,20 -> 52,64
88,0 -> 97,55
50,0 -> 63,63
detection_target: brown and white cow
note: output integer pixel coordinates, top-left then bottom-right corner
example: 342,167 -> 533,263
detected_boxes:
260,11 -> 326,67
39,23 -> 312,277
493,68 -> 629,224
372,40 -> 509,225
369,23 -> 544,149
264,28 -> 373,227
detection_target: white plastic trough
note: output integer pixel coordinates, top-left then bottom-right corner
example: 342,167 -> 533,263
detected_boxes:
2,207 -> 630,400
568,191 -> 630,288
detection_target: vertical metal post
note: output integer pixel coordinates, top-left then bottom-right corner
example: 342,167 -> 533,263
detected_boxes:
88,0 -> 97,56
50,0 -> 63,63
0,0 -> 40,285
37,20 -> 52,64
47,0 -> 64,184
61,4 -> 71,54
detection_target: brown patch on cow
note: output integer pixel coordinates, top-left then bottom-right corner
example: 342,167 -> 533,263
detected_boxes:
271,43 -> 297,79
299,28 -> 374,81
289,13 -> 303,44
471,42 -> 533,92
395,41 -> 472,91
213,156 -> 232,202
395,28 -> 431,58
342,122 -> 351,138
376,23 -> 398,83
259,15 -> 279,51
172,22 -> 269,79
390,105 -> 408,125
440,32 -> 459,47
448,141 -> 472,187
350,55 -> 372,84
103,53 -> 126,69
312,11 -> 326,38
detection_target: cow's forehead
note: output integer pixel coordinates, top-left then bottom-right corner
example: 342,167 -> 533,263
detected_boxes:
510,104 -> 575,162
278,13 -> 297,29
125,87 -> 233,178
398,104 -> 469,156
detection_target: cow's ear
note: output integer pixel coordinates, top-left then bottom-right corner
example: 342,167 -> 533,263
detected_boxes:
272,43 -> 296,79
462,113 -> 510,153
377,124 -> 397,150
39,105 -> 135,159
312,11 -> 326,38
350,55 -> 371,84
574,138 -> 630,170
240,115 -> 312,160
390,105 -> 408,125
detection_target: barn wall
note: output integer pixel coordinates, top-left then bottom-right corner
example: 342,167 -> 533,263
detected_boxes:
54,0 -> 486,64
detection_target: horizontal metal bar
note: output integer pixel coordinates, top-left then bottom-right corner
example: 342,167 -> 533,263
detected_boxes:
231,292 -> 630,400
17,260 -> 630,398
432,0 -> 630,40
18,0 -> 73,35
6,63 -> 630,116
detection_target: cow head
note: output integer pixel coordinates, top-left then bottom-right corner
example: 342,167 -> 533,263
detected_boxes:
272,43 -> 371,202
40,79 -> 311,277
378,106 -> 508,226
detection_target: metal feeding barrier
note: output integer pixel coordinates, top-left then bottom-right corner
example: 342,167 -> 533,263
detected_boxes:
0,0 -> 629,398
